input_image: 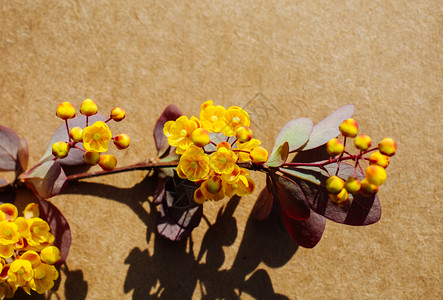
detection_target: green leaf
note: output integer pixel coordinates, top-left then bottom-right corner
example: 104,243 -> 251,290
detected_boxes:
302,104 -> 354,150
279,166 -> 328,185
267,142 -> 289,167
272,118 -> 313,155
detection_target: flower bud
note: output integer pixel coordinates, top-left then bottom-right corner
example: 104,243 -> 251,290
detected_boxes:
40,246 -> 61,265
378,138 -> 397,156
191,128 -> 210,147
344,177 -> 361,194
99,155 -> 117,171
249,146 -> 268,164
83,151 -> 100,166
194,188 -> 207,204
339,118 -> 358,138
56,102 -> 76,120
326,175 -> 345,195
354,134 -> 371,151
217,142 -> 231,150
80,99 -> 98,116
329,188 -> 348,205
110,107 -> 126,122
365,165 -> 387,186
369,151 -> 390,168
113,133 -> 131,150
236,126 -> 252,143
326,138 -> 344,156
360,178 -> 379,197
52,141 -> 70,159
69,127 -> 83,142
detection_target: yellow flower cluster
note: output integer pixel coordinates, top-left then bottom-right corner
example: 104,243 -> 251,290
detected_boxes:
164,101 -> 270,204
53,99 -> 130,171
0,203 -> 61,297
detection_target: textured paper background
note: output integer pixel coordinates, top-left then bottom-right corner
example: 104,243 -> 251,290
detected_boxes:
0,1 -> 441,299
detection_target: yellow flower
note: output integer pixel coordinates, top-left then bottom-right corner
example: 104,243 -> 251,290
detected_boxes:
222,106 -> 250,136
164,116 -> 201,154
199,102 -> 226,133
8,259 -> 34,288
26,218 -> 51,246
0,279 -> 17,298
0,221 -> 19,246
209,147 -> 238,174
24,203 -> 39,219
220,164 -> 241,183
178,145 -> 210,181
32,263 -> 58,294
235,138 -> 261,162
200,175 -> 225,201
0,204 -> 18,222
82,121 -> 112,152
224,168 -> 255,197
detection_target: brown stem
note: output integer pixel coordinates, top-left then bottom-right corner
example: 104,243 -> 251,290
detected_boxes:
66,161 -> 179,181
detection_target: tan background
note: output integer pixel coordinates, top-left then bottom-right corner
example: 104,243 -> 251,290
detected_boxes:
0,1 -> 441,299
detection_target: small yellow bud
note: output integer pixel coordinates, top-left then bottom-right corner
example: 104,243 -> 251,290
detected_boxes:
83,151 -> 100,166
191,128 -> 210,147
339,118 -> 358,138
326,175 -> 345,195
110,107 -> 126,122
40,246 -> 61,265
365,165 -> 387,186
52,141 -> 70,159
69,127 -> 83,142
326,138 -> 344,156
216,142 -> 231,150
344,177 -> 361,194
369,151 -> 390,168
235,126 -> 252,143
80,99 -> 98,116
249,146 -> 268,165
354,134 -> 371,151
360,178 -> 379,197
98,155 -> 117,171
329,188 -> 348,205
378,138 -> 397,156
56,102 -> 76,120
113,133 -> 131,150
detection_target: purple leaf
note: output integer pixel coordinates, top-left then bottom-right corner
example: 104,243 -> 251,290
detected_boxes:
41,114 -> 107,166
302,104 -> 354,150
154,105 -> 182,158
0,178 -> 14,204
0,191 -> 14,204
35,194 -> 71,265
0,125 -> 22,171
156,175 -> 202,241
288,163 -> 381,226
153,178 -> 166,205
17,138 -> 29,173
0,177 -> 8,188
22,160 -> 68,198
252,188 -> 274,221
282,209 -> 326,248
252,175 -> 274,221
270,173 -> 310,220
